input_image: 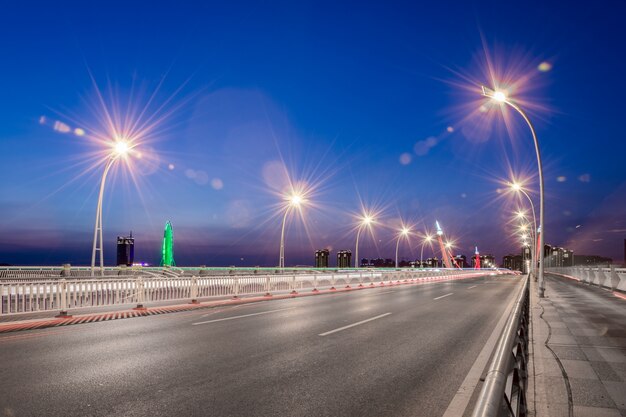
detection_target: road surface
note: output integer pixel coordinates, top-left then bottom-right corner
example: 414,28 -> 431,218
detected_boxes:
0,274 -> 521,417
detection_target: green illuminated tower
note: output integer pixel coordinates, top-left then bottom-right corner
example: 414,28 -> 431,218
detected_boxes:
160,221 -> 175,267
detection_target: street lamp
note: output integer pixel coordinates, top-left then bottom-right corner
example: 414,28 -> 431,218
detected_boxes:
510,182 -> 539,281
278,193 -> 304,269
395,227 -> 411,268
355,215 -> 374,269
420,234 -> 433,268
91,139 -> 131,276
483,86 -> 546,297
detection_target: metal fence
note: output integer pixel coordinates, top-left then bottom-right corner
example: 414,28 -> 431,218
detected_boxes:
472,274 -> 530,417
0,268 -> 494,316
547,266 -> 626,292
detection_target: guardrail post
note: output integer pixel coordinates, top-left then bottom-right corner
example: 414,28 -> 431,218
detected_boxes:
609,265 -> 619,291
190,276 -> 199,304
61,263 -> 71,277
134,277 -> 146,310
232,277 -> 240,299
55,278 -> 72,318
290,275 -> 298,295
264,275 -> 272,297
312,275 -> 318,293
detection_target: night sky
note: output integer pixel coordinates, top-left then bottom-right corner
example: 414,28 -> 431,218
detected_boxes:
1,1 -> 625,267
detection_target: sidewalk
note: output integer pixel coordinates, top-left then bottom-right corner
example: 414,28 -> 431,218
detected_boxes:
529,274 -> 626,416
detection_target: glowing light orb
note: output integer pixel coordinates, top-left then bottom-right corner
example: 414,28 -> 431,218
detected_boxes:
493,91 -> 507,102
114,141 -> 129,156
211,178 -> 224,190
399,153 -> 412,165
289,195 -> 303,206
538,62 -> 552,72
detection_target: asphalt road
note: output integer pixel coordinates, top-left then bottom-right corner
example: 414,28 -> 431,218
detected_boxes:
0,274 -> 522,417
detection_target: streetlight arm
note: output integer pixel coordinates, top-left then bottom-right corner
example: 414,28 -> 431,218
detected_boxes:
395,235 -> 402,269
355,226 -> 363,269
279,205 -> 292,269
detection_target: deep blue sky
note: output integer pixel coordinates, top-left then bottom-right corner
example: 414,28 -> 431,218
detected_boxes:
1,1 -> 625,266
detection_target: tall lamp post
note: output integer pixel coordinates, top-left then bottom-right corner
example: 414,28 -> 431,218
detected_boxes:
355,215 -> 374,269
91,140 -> 130,276
482,86 -> 546,297
512,182 -> 539,280
395,227 -> 411,268
420,234 -> 433,268
279,194 -> 303,269
516,214 -> 536,276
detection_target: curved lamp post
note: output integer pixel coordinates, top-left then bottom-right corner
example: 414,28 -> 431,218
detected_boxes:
355,215 -> 374,269
482,86 -> 545,297
512,183 -> 539,280
91,141 -> 130,276
420,234 -> 433,268
279,194 -> 303,269
395,227 -> 411,268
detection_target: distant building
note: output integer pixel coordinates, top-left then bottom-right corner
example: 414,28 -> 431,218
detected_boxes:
315,249 -> 329,268
503,254 -> 514,269
337,250 -> 352,268
544,245 -> 575,267
116,233 -> 134,266
454,254 -> 468,268
573,255 -> 612,266
425,257 -> 440,268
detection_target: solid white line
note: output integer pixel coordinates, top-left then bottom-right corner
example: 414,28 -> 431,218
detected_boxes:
192,307 -> 294,325
433,293 -> 454,300
318,313 -> 392,336
468,285 -> 477,289
441,281 -> 522,417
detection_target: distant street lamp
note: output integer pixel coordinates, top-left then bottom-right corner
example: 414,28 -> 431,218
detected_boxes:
483,86 -> 546,297
510,182 -> 539,280
395,227 -> 411,268
420,234 -> 433,268
91,140 -> 131,276
279,194 -> 304,269
355,215 -> 374,268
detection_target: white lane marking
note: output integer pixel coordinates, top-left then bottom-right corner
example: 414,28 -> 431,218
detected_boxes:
192,307 -> 294,325
441,281 -> 522,417
468,285 -> 477,289
433,293 -> 454,300
318,313 -> 392,336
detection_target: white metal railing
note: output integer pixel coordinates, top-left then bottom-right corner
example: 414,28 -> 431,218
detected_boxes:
547,266 -> 626,292
471,275 -> 529,417
0,269 -> 497,316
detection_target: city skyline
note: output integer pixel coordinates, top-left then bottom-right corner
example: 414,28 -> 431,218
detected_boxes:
1,2 -> 625,266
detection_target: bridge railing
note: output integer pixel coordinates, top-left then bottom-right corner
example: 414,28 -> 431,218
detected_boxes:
0,265 -> 502,280
0,269 -> 496,316
546,266 -> 626,292
472,274 -> 530,417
